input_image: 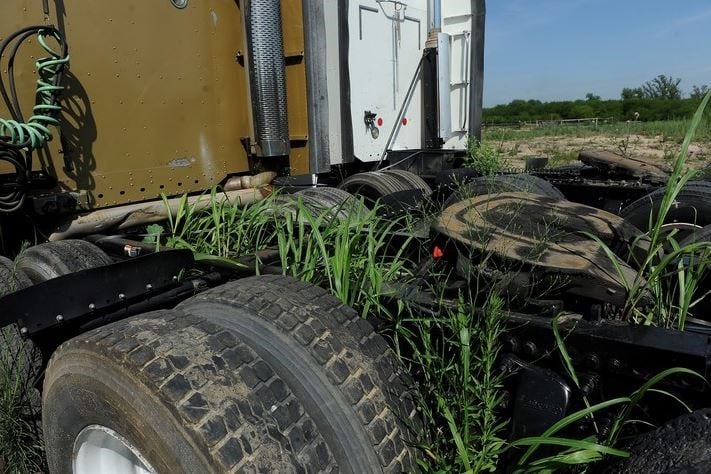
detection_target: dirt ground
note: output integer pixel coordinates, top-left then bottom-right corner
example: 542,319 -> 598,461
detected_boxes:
497,134 -> 710,171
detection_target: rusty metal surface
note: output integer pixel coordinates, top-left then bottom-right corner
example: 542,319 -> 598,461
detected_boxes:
49,186 -> 272,241
2,1 -> 252,208
281,0 -> 310,175
435,192 -> 642,303
579,150 -> 669,181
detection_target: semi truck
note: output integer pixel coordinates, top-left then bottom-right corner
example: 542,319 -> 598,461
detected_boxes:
2,0 -> 711,472
0,1 -> 478,472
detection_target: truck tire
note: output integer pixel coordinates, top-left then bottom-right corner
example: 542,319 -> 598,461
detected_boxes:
679,224 -> 711,318
382,170 -> 432,195
296,187 -> 370,220
0,255 -> 31,292
43,308 -> 335,473
620,181 -> 711,235
445,174 -> 565,208
339,171 -> 412,204
600,408 -> 711,473
17,239 -> 113,284
43,277 -> 419,473
506,174 -> 566,200
0,256 -> 42,409
680,223 -> 711,246
177,275 -> 420,472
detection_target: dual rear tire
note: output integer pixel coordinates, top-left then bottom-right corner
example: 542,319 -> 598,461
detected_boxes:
444,173 -> 565,208
1,241 -> 114,419
42,275 -> 420,473
0,257 -> 41,394
17,239 -> 113,283
620,181 -> 711,239
339,170 -> 432,205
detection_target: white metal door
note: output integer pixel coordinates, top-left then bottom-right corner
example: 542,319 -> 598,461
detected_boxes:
442,1 -> 473,150
348,0 -> 428,162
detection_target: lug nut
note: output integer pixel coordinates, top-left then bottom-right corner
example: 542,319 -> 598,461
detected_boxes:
56,314 -> 64,322
504,336 -> 519,352
118,293 -> 126,300
88,303 -> 96,311
585,353 -> 601,370
523,341 -> 538,357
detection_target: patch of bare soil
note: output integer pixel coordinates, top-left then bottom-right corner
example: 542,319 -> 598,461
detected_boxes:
499,134 -> 710,171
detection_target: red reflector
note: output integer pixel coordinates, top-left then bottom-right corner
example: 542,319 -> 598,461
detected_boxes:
402,117 -> 408,126
377,117 -> 383,126
433,245 -> 444,259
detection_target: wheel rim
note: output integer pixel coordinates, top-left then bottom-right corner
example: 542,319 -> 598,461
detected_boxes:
659,222 -> 703,242
73,425 -> 156,474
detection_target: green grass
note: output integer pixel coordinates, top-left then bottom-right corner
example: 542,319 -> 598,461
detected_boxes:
0,350 -> 44,474
0,249 -> 45,473
588,90 -> 711,328
271,197 -> 414,318
158,191 -> 415,319
158,188 -> 276,258
484,116 -> 711,143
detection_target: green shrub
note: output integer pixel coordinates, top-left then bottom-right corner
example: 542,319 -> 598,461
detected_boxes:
465,139 -> 505,175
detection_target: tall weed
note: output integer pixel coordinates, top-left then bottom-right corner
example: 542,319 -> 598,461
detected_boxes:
590,90 -> 711,327
273,197 -> 414,317
391,281 -> 508,472
0,350 -> 44,474
161,188 -> 276,257
0,247 -> 44,473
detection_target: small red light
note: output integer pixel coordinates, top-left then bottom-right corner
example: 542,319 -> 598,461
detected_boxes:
433,245 -> 444,259
402,117 -> 408,126
377,117 -> 383,126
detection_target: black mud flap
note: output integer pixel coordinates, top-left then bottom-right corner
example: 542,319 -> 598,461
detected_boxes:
0,249 -> 195,336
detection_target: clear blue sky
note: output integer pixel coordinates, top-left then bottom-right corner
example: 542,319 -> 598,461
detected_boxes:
484,0 -> 711,106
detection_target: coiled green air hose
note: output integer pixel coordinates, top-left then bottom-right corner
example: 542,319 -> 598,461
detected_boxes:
0,26 -> 68,212
0,28 -> 69,151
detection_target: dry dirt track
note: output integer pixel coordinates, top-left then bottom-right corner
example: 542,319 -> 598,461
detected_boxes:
497,134 -> 709,171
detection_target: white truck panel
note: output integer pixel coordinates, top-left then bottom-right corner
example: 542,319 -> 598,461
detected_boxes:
442,0 -> 473,150
327,0 -> 473,166
348,0 -> 428,162
437,32 -> 452,140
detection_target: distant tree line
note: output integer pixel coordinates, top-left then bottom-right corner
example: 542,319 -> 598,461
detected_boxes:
484,75 -> 709,124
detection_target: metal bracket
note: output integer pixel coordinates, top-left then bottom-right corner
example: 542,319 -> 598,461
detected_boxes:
0,249 -> 194,336
364,110 -> 376,128
363,111 -> 380,139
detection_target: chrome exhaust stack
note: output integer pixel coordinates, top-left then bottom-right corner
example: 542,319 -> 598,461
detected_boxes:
245,0 -> 290,157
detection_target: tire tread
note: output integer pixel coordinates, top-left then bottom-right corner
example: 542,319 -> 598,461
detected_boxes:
44,309 -> 338,473
178,275 -> 420,473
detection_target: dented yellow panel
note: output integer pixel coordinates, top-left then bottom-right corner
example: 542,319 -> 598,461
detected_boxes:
1,0 -> 251,209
